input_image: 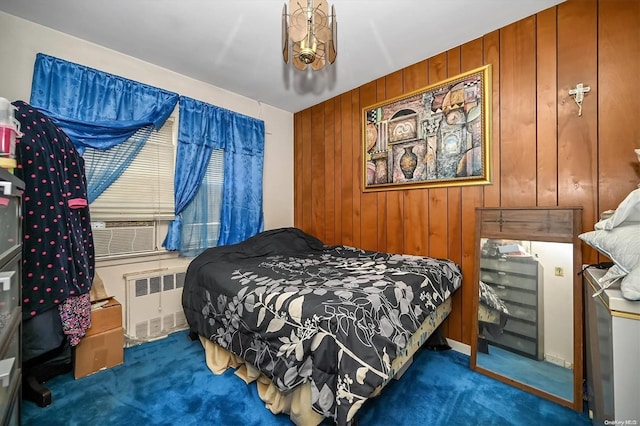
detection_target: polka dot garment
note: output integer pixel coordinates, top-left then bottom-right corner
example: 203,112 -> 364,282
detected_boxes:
13,101 -> 94,323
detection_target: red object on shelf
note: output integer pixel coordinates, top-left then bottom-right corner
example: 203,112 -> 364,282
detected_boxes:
0,125 -> 18,158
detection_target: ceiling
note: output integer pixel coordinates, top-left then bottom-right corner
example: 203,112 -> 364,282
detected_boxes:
0,0 -> 563,113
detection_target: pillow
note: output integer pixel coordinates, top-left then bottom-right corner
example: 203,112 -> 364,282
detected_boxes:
579,222 -> 640,274
595,188 -> 640,230
620,268 -> 640,301
580,223 -> 640,295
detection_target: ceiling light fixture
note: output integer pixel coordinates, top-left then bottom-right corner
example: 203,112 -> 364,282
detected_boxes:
282,0 -> 337,71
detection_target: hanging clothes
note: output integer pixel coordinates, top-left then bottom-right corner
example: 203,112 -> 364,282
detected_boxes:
13,100 -> 94,341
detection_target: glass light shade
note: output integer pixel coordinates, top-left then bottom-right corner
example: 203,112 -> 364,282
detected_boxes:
282,0 -> 336,71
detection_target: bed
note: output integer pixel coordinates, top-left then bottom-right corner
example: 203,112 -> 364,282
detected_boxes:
182,227 -> 462,425
477,280 -> 510,353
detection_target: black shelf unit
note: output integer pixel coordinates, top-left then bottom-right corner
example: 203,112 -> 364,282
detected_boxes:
0,168 -> 24,426
479,255 -> 544,360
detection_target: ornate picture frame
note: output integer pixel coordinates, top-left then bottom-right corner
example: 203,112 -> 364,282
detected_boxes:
362,65 -> 492,192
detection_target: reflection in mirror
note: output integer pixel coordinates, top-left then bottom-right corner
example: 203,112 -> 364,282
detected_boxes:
476,239 -> 574,401
471,207 -> 583,411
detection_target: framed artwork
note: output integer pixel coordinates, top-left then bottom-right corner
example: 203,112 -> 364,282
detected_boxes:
362,64 -> 492,192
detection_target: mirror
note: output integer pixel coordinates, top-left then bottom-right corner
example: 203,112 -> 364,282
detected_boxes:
471,207 -> 583,411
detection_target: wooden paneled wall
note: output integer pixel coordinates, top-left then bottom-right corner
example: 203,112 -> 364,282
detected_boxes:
293,0 -> 640,345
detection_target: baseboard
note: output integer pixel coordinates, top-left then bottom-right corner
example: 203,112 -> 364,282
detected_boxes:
446,339 -> 470,356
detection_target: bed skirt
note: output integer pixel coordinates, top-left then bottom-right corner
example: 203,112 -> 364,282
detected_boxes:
198,297 -> 453,426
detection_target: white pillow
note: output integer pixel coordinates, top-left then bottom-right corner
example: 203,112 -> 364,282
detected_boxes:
579,222 -> 640,274
620,268 -> 640,301
595,188 -> 640,230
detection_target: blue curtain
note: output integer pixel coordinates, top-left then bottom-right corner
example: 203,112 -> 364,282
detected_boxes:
218,112 -> 265,246
179,149 -> 224,257
163,96 -> 265,252
29,53 -> 179,202
82,127 -> 151,203
30,53 -> 179,154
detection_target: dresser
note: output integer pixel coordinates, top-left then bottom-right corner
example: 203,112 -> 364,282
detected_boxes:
480,255 -> 544,360
583,267 -> 640,425
0,168 -> 23,426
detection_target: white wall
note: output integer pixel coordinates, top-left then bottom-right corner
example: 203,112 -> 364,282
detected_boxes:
0,12 -> 294,316
530,241 -> 574,368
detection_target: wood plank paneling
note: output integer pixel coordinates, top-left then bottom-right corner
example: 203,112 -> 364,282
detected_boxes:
310,104 -> 325,241
536,8 -> 559,207
324,98 -> 336,244
557,0 -> 598,264
351,90 -> 362,248
333,98 -> 343,244
500,17 -> 538,207
299,109 -> 312,232
293,0 -> 640,346
598,0 -> 640,208
483,30 -> 501,208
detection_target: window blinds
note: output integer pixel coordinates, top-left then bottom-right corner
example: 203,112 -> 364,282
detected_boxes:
86,120 -> 175,220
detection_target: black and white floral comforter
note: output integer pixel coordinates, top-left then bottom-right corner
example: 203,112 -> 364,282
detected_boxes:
479,280 -> 509,315
182,228 -> 462,425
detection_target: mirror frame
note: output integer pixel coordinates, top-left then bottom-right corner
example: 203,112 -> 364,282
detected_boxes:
470,206 -> 583,411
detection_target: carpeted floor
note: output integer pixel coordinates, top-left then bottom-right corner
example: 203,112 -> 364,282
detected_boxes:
477,344 -> 574,401
22,330 -> 591,426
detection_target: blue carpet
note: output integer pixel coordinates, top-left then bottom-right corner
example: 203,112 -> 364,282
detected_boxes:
477,344 -> 573,401
22,330 -> 591,425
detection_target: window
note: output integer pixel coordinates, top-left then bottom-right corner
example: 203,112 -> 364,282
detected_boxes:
180,149 -> 225,257
84,120 -> 176,258
84,120 -> 175,220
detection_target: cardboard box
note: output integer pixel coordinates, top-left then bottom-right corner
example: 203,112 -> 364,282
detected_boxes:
85,297 -> 122,337
74,326 -> 124,379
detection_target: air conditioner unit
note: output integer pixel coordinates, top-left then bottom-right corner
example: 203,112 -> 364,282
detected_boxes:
124,268 -> 187,347
92,221 -> 156,258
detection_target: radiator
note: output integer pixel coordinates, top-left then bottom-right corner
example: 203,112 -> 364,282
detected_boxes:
124,268 -> 188,346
